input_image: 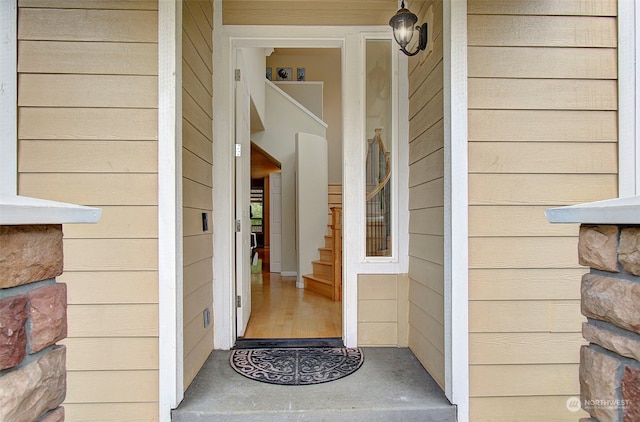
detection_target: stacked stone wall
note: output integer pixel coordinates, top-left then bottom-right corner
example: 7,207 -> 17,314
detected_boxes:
578,225 -> 640,422
0,224 -> 67,422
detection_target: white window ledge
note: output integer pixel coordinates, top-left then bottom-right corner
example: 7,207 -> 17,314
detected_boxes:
0,194 -> 102,225
546,196 -> 640,225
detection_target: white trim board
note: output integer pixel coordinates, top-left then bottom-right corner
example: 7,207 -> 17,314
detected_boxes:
619,0 -> 640,197
0,0 -> 17,195
546,195 -> 640,224
158,0 -> 183,420
0,194 -> 102,224
443,0 -> 469,421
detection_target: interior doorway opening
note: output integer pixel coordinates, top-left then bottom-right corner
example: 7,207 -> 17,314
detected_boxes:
236,47 -> 343,342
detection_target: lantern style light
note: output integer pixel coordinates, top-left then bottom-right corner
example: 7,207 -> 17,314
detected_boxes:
389,1 -> 428,56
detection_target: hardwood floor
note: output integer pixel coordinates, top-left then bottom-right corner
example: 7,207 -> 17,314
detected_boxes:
243,272 -> 342,339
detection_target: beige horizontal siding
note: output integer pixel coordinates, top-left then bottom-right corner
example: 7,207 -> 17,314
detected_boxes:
67,304 -> 158,337
357,274 -> 408,347
468,15 -> 617,47
409,119 -> 444,164
17,2 -> 160,420
63,239 -> 158,270
467,0 -> 616,16
468,110 -> 618,142
18,108 -> 157,140
468,268 -> 584,301
66,371 -> 158,402
182,0 -> 214,390
18,74 -> 158,107
19,140 -> 158,173
469,206 -> 578,237
468,47 -> 617,79
64,403 -> 157,422
406,0 -> 446,390
18,8 -> 157,42
470,396 -> 589,421
469,174 -> 617,205
409,257 -> 444,296
20,173 -> 158,205
408,207 -> 444,236
18,41 -> 158,75
223,0 -> 398,25
467,1 -> 617,420
469,78 -> 617,110
62,271 -> 158,304
468,142 -> 617,174
470,364 -> 580,397
19,0 -> 158,9
469,332 -> 585,365
63,337 -> 159,370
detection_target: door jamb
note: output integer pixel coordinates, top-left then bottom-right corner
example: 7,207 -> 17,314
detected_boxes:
158,0 -> 183,419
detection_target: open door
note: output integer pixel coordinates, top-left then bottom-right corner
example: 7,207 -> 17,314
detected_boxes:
235,51 -> 252,337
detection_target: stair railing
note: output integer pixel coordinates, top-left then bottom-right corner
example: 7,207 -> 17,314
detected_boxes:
330,206 -> 342,301
366,128 -> 391,256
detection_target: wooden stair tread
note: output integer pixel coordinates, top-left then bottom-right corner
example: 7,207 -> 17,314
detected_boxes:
303,274 -> 332,285
312,259 -> 332,266
304,201 -> 342,302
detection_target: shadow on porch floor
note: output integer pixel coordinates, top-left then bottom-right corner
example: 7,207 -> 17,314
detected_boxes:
172,347 -> 456,421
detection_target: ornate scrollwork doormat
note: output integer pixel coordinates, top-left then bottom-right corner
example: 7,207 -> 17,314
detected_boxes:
230,347 -> 364,386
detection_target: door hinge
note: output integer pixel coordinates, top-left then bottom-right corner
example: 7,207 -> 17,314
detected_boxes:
235,219 -> 241,232
234,68 -> 241,81
236,295 -> 241,308
235,143 -> 241,157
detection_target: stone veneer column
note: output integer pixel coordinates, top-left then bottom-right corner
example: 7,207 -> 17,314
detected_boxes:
577,225 -> 640,422
0,224 -> 68,422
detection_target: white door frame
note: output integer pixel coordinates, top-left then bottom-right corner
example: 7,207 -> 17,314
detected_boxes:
234,49 -> 253,337
213,25 -> 350,348
158,0 -> 183,420
212,24 -> 409,349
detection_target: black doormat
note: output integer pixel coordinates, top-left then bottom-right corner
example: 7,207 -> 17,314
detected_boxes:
230,347 -> 364,385
234,337 -> 344,349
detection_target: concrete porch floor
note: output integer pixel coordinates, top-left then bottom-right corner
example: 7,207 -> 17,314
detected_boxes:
172,347 -> 457,421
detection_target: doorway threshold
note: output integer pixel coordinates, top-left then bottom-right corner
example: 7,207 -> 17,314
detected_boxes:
234,337 -> 344,349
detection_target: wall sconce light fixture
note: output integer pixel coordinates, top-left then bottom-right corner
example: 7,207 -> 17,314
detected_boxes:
389,1 -> 428,56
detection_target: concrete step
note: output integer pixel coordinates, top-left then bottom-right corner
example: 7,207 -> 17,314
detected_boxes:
173,347 -> 456,422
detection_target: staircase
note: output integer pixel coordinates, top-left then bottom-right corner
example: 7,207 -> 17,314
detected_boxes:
302,184 -> 342,302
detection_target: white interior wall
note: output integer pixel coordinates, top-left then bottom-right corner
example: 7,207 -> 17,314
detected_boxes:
238,47 -> 267,130
251,81 -> 327,274
296,132 -> 329,287
275,81 -> 323,119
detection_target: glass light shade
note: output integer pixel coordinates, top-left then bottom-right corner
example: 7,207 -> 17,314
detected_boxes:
389,6 -> 418,48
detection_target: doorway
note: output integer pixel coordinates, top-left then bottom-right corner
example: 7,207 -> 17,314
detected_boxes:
213,26 -> 398,350
236,47 -> 344,341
